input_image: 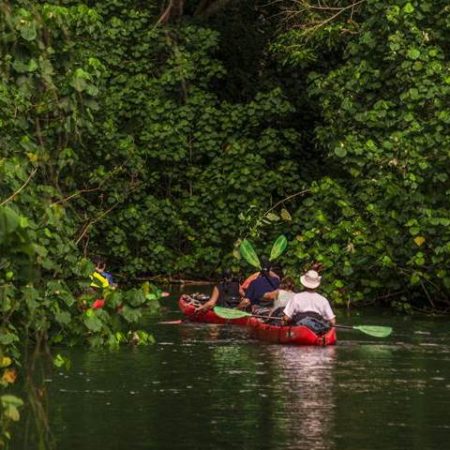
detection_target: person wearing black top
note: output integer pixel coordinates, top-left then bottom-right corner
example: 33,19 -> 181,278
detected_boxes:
195,269 -> 241,313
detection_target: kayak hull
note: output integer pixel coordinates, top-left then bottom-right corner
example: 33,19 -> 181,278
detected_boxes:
178,295 -> 248,325
247,317 -> 337,346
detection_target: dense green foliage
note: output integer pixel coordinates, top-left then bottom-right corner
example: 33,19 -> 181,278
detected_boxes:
1,0 -> 449,301
1,0 -> 450,444
272,0 -> 450,309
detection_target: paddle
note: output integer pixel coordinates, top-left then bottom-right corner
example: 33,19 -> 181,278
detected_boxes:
335,324 -> 392,338
240,235 -> 287,269
240,239 -> 261,269
269,235 -> 287,261
213,307 -> 392,338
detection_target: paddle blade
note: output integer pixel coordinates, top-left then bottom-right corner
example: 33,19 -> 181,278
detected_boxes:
269,235 -> 287,261
214,307 -> 251,320
354,325 -> 393,338
240,239 -> 261,269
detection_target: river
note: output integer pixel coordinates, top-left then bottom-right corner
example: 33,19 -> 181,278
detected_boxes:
12,287 -> 450,450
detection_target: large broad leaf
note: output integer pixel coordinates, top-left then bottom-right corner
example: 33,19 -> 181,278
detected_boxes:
0,207 -> 20,242
1,395 -> 24,408
240,239 -> 261,269
83,314 -> 103,332
0,333 -> 19,345
120,305 -> 142,323
19,22 -> 37,41
269,235 -> 287,261
55,311 -> 71,326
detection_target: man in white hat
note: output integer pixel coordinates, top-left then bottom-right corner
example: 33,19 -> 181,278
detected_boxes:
282,270 -> 336,326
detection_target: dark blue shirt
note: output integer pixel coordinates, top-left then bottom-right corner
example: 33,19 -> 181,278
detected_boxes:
246,273 -> 280,305
101,271 -> 114,285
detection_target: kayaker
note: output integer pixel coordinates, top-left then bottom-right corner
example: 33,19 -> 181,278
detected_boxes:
239,265 -> 280,297
195,269 -> 241,313
282,270 -> 335,330
262,276 -> 296,311
90,256 -> 117,289
238,257 -> 280,314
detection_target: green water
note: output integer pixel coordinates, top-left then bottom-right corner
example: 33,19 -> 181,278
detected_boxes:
12,289 -> 450,450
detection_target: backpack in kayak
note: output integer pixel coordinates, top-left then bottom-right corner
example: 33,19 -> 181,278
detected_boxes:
292,311 -> 331,336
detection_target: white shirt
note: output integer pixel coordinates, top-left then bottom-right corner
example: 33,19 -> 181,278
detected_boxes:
274,290 -> 295,309
284,291 -> 335,321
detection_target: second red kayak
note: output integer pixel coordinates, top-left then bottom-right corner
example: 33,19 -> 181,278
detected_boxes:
247,317 -> 337,346
178,295 -> 249,326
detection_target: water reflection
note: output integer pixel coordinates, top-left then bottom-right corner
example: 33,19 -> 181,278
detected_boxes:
269,346 -> 337,450
202,329 -> 337,450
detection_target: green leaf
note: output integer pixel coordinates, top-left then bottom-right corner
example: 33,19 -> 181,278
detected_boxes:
280,208 -> 292,221
403,3 -> 415,14
53,353 -> 64,368
0,207 -> 20,241
19,23 -> 37,41
70,69 -> 90,92
1,395 -> 24,408
53,354 -> 71,370
55,311 -> 71,325
407,48 -> 420,60
334,147 -> 347,158
84,314 -> 103,332
4,406 -> 20,422
120,306 -> 141,323
0,333 -> 19,345
265,212 -> 280,222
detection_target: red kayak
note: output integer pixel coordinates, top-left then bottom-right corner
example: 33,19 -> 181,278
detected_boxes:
247,317 -> 337,346
178,295 -> 249,325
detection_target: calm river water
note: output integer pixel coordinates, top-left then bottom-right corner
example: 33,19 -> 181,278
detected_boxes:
12,287 -> 450,450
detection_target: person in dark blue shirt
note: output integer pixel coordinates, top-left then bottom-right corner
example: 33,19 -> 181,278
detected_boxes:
238,257 -> 280,314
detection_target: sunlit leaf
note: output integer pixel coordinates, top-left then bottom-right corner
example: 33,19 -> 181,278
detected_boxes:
414,236 -> 425,246
0,357 -> 12,368
4,406 -> 20,422
2,368 -> 17,384
280,208 -> 292,221
1,395 -> 23,408
265,212 -> 280,222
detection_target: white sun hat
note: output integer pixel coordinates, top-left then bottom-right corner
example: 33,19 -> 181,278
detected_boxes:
300,270 -> 321,289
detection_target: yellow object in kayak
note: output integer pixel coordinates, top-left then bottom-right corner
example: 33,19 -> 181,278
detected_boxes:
90,271 -> 109,289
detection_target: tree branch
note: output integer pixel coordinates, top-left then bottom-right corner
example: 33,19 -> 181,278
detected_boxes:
261,189 -> 310,218
157,0 -> 185,25
0,168 -> 38,207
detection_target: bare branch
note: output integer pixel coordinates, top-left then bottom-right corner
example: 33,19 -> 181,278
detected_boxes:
157,0 -> 185,25
262,189 -> 310,219
0,168 -> 38,207
281,0 -> 366,35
